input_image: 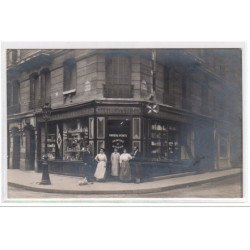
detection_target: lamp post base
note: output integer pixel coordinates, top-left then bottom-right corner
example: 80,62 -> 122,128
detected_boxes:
40,180 -> 51,185
40,159 -> 51,185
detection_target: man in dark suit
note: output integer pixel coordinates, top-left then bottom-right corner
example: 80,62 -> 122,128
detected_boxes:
81,145 -> 94,183
131,146 -> 143,184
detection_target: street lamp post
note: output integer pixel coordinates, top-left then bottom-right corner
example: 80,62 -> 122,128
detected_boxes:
40,102 -> 52,185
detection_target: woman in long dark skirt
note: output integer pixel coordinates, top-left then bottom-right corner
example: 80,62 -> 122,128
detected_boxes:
119,148 -> 133,182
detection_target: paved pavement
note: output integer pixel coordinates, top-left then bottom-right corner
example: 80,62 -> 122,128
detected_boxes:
7,168 -> 242,197
8,175 -> 242,198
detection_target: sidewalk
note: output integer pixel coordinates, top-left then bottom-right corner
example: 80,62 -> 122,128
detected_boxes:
8,168 -> 242,195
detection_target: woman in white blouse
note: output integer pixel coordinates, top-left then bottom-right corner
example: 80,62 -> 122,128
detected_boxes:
119,148 -> 133,182
94,148 -> 107,182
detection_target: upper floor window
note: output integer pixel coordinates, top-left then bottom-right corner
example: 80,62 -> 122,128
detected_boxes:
40,68 -> 51,102
30,72 -> 39,101
63,58 -> 76,91
7,49 -> 20,66
104,55 -> 133,98
7,80 -> 20,106
163,67 -> 175,106
106,56 -> 131,85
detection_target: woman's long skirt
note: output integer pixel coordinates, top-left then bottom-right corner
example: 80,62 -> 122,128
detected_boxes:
94,161 -> 106,180
119,161 -> 132,182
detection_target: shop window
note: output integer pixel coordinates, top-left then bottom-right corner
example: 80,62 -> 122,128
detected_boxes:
220,134 -> 228,158
47,124 -> 56,160
88,140 -> 94,155
40,68 -> 51,103
89,117 -> 94,139
44,123 -> 64,160
149,120 -> 180,160
97,117 -> 105,139
132,141 -> 141,151
97,140 -> 105,153
63,58 -> 76,91
132,117 -> 141,139
63,119 -> 89,161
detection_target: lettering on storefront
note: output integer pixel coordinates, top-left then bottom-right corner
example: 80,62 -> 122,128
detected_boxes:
111,139 -> 125,149
37,108 -> 95,122
96,106 -> 141,115
147,110 -> 189,123
109,134 -> 127,138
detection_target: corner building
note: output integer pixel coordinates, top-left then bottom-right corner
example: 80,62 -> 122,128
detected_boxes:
7,49 -> 242,177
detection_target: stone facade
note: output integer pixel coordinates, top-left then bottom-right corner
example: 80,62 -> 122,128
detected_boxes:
6,48 -> 242,174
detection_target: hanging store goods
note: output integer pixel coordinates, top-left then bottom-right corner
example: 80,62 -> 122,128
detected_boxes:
56,124 -> 62,149
46,119 -> 89,161
150,120 -> 180,160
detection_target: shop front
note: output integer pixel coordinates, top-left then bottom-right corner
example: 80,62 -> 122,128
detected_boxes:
36,101 -> 213,177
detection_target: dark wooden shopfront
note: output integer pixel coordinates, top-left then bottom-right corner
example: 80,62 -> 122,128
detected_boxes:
36,101 -> 215,178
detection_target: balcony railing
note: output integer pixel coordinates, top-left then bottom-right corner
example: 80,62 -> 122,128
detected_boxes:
7,104 -> 21,115
103,84 -> 134,98
163,93 -> 175,106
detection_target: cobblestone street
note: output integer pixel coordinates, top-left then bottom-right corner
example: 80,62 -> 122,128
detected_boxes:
8,175 -> 242,199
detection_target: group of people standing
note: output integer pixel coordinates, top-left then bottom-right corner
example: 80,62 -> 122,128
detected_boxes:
80,146 -> 142,185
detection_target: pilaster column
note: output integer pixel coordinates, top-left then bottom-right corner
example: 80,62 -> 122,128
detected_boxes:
20,130 -> 26,170
8,130 -> 14,169
34,129 -> 39,172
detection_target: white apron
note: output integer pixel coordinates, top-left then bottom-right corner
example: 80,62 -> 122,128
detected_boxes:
94,153 -> 107,180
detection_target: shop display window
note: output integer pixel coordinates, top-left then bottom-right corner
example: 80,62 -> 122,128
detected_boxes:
133,117 -> 141,139
97,117 -> 105,139
47,125 -> 56,160
149,120 -> 180,160
63,119 -> 89,161
132,141 -> 141,151
89,117 -> 94,139
88,140 -> 94,155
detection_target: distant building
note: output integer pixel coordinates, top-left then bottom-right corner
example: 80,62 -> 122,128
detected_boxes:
6,48 -> 242,176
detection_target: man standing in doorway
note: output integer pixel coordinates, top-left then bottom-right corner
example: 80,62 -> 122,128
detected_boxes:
81,145 -> 94,184
131,146 -> 142,184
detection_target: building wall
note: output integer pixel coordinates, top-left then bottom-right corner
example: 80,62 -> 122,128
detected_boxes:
8,49 -> 221,118
7,49 -> 242,171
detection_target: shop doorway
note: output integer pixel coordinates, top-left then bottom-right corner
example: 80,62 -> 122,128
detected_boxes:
107,119 -> 131,156
12,128 -> 20,169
